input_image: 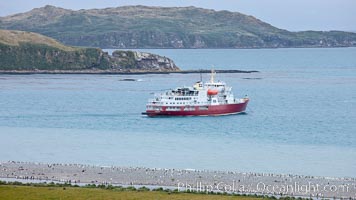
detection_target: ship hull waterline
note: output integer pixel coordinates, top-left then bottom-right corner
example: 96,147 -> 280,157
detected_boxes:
143,100 -> 249,117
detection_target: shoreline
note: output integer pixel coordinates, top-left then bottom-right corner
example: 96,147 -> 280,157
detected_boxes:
0,69 -> 259,75
1,161 -> 355,199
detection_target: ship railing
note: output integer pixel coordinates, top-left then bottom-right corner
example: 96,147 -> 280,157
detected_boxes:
147,102 -> 163,105
166,93 -> 199,97
234,98 -> 247,103
147,100 -> 163,105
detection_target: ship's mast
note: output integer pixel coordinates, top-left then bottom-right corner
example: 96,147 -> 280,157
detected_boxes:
210,69 -> 216,83
200,69 -> 202,82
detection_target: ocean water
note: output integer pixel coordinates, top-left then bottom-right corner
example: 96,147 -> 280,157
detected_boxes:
1,48 -> 356,177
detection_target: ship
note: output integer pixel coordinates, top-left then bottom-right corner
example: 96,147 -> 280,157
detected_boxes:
142,70 -> 249,117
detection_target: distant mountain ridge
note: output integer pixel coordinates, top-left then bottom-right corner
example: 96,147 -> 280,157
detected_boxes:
1,5 -> 356,48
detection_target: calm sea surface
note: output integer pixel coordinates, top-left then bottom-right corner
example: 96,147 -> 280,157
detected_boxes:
1,48 -> 356,177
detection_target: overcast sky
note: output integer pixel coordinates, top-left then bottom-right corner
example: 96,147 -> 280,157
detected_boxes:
1,0 -> 355,31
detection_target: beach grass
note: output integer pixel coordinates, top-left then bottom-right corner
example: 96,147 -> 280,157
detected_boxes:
0,185 -> 265,200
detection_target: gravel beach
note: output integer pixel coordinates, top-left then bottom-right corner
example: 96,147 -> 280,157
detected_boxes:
1,161 -> 355,199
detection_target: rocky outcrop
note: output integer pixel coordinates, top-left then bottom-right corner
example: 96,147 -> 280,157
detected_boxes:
110,51 -> 179,71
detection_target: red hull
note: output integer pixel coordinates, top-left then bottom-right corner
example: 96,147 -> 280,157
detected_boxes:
144,99 -> 249,117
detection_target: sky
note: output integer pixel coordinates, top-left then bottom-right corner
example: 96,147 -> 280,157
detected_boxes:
0,0 -> 355,31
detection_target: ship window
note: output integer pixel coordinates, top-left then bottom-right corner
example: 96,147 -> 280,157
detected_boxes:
199,106 -> 209,110
184,106 -> 195,111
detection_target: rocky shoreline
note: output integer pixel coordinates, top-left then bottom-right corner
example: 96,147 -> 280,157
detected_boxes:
0,69 -> 259,75
1,161 -> 355,199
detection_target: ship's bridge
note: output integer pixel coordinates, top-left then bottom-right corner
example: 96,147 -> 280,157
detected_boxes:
170,87 -> 198,96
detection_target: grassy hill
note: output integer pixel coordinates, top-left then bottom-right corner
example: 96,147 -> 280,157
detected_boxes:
1,5 -> 355,48
0,29 -> 111,70
0,29 -> 179,71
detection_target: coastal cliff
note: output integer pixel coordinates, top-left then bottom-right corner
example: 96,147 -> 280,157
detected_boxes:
0,30 -> 180,72
1,5 -> 356,48
111,50 -> 178,72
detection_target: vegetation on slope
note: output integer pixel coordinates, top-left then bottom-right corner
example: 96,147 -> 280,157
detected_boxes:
1,5 -> 356,48
0,29 -> 179,71
0,30 -> 111,70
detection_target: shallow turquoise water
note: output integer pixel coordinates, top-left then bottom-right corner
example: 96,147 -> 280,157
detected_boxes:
1,48 -> 356,177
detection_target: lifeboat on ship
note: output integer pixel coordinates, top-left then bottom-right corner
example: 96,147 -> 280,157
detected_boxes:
207,89 -> 218,95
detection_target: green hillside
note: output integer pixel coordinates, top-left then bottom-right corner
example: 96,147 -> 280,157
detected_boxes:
0,29 -> 179,71
1,5 -> 355,48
